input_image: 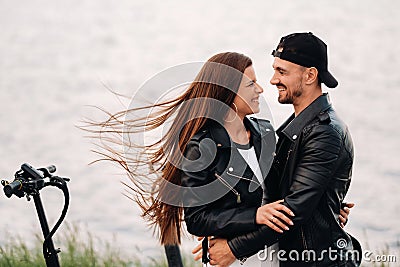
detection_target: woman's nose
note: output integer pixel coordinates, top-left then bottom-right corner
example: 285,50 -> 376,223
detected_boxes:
256,83 -> 264,93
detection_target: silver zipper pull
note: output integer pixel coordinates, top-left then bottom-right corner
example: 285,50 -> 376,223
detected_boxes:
287,149 -> 292,160
214,173 -> 242,204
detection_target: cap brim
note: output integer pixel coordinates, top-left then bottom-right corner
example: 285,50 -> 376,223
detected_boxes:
319,71 -> 338,88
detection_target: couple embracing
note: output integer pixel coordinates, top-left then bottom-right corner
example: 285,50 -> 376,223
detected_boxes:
96,32 -> 361,267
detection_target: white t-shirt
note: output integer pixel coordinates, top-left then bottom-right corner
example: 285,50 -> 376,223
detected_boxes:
236,144 -> 263,185
230,142 -> 279,267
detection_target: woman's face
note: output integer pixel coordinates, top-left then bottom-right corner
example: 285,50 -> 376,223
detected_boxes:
233,65 -> 264,117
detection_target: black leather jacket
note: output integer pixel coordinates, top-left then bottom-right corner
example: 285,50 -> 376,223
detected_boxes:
228,94 -> 360,266
181,117 -> 276,239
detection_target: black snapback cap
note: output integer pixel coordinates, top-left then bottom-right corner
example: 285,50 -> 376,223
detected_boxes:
272,32 -> 338,88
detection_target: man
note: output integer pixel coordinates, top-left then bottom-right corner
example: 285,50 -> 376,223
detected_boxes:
207,32 -> 360,266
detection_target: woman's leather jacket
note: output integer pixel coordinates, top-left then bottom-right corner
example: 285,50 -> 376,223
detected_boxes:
181,117 -> 275,239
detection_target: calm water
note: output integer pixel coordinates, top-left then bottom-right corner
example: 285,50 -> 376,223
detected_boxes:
0,0 -> 399,261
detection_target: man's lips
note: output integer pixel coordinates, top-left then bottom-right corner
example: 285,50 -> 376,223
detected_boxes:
277,84 -> 286,92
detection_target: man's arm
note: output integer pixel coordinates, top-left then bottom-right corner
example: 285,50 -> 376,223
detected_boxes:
227,124 -> 343,258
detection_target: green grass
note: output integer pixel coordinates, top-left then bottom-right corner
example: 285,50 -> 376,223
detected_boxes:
360,230 -> 399,267
360,242 -> 399,267
0,223 -> 200,267
3,223 -> 397,267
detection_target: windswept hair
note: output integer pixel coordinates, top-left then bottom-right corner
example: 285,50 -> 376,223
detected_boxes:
84,52 -> 252,244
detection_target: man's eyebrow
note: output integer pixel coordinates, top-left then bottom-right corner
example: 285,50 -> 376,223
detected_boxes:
274,66 -> 287,72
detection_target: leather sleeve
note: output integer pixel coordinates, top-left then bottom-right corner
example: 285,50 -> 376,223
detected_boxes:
228,125 -> 343,258
182,141 -> 259,238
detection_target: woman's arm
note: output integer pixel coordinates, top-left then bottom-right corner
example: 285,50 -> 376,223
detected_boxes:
181,141 -> 259,237
182,138 -> 294,237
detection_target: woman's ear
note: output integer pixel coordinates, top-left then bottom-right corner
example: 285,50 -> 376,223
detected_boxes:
305,67 -> 318,85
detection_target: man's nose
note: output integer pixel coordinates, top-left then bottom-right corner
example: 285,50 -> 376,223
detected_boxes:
270,74 -> 279,85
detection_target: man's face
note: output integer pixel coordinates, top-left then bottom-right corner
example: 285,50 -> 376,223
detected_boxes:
270,57 -> 306,104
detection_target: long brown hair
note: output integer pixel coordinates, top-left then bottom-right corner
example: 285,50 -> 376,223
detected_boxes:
85,52 -> 252,244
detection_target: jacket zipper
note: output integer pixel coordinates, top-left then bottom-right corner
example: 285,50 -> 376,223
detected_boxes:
214,173 -> 241,203
278,148 -> 293,189
300,226 -> 308,250
300,226 -> 311,262
286,149 -> 292,161
226,171 -> 261,187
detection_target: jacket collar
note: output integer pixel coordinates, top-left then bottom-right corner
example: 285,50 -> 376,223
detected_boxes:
206,117 -> 262,148
277,93 -> 332,141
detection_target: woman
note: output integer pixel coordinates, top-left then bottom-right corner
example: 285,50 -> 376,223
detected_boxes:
179,53 -> 293,266
87,52 -> 349,266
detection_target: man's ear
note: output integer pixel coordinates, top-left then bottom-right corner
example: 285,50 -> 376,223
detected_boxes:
305,67 -> 318,85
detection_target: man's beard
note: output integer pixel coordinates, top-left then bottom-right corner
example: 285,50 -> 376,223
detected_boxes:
278,82 -> 303,104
